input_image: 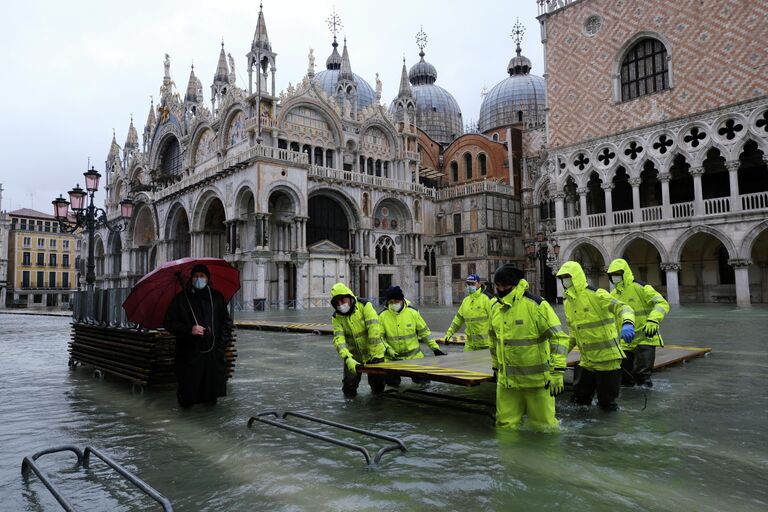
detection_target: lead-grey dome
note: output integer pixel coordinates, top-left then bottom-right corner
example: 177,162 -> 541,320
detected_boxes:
391,51 -> 462,144
313,69 -> 376,108
478,45 -> 546,133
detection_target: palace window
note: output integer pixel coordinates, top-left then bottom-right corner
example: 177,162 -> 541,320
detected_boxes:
620,38 -> 669,101
423,245 -> 437,277
375,236 -> 395,265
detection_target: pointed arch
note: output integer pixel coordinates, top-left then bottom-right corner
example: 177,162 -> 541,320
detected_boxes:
739,219 -> 768,259
613,232 -> 668,262
669,225 -> 737,262
560,236 -> 611,265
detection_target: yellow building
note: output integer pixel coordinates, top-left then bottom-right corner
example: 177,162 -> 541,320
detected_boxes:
7,208 -> 79,308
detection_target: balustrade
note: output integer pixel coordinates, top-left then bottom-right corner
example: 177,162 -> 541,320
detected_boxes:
741,191 -> 768,211
640,205 -> 663,222
613,210 -> 633,226
587,213 -> 606,228
704,197 -> 730,215
671,202 -> 694,219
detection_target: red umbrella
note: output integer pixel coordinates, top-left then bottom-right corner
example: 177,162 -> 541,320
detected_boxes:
122,257 -> 240,329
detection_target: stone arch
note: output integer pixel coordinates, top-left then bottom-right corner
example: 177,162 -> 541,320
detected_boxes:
131,202 -> 158,275
670,225 -> 737,262
93,234 -> 107,277
128,165 -> 149,187
739,219 -> 768,259
264,180 -> 305,217
561,236 -> 611,265
360,118 -> 398,156
372,196 -> 413,231
614,232 -> 668,262
235,184 -> 257,217
278,97 -> 344,146
307,187 -> 361,228
189,123 -> 218,166
307,188 -> 360,249
533,176 -> 552,204
220,105 -> 247,150
165,202 -> 191,260
191,188 -> 228,232
149,129 -> 184,172
192,190 -> 227,257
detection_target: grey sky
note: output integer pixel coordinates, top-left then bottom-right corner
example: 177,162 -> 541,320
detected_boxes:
0,0 -> 542,213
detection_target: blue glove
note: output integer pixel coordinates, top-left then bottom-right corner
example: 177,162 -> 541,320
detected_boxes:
621,323 -> 635,344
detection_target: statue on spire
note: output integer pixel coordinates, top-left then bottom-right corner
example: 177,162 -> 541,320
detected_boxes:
308,48 -> 315,76
164,53 -> 171,79
375,72 -> 382,101
228,53 -> 236,84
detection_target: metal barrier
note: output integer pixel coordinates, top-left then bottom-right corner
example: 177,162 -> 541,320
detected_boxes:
247,411 -> 406,465
380,389 -> 496,420
21,445 -> 173,511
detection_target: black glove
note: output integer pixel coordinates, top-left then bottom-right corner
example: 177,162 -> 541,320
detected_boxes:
491,368 -> 498,383
433,348 -> 447,356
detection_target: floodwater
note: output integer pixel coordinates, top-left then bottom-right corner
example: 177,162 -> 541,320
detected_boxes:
0,305 -> 766,511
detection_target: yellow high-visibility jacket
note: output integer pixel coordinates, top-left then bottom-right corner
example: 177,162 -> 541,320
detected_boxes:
557,261 -> 634,371
445,287 -> 493,351
608,259 -> 670,349
488,279 -> 570,389
330,283 -> 384,364
380,303 -> 439,360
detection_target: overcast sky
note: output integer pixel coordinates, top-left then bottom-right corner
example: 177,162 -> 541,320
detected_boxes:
0,0 -> 542,213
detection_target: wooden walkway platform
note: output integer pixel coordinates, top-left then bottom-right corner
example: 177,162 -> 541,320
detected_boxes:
361,345 -> 712,387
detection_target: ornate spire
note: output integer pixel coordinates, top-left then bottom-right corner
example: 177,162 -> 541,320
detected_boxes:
125,115 -> 139,150
145,98 -> 156,132
252,2 -> 271,52
325,8 -> 343,70
213,40 -> 229,85
107,129 -> 121,165
398,58 -> 412,98
339,37 -> 353,80
185,64 -> 202,103
507,18 -> 532,75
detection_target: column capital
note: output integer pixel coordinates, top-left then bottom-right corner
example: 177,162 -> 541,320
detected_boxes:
600,183 -> 615,191
660,262 -> 681,272
725,161 -> 741,172
628,178 -> 642,187
658,173 -> 672,183
576,187 -> 588,195
552,192 -> 566,200
728,258 -> 752,268
689,167 -> 705,177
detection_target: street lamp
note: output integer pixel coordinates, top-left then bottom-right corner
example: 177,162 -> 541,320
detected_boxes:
525,230 -> 560,299
52,166 -> 134,321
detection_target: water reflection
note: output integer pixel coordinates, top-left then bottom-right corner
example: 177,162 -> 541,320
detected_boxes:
0,305 -> 766,511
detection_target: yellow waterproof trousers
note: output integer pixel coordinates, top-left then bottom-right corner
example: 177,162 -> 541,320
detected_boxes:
496,385 -> 559,432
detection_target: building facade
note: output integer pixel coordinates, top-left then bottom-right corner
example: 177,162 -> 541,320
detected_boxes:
6,209 -> 78,308
0,185 -> 9,307
93,8 -> 548,309
534,0 -> 768,304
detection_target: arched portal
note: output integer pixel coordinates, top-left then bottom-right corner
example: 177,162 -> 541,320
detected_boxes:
201,198 -> 226,257
619,238 -> 664,289
749,227 -> 768,303
307,196 -> 350,249
679,232 -> 734,303
132,204 -> 156,276
168,207 -> 191,260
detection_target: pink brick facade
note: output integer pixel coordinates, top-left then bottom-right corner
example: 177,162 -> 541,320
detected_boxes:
540,0 -> 768,149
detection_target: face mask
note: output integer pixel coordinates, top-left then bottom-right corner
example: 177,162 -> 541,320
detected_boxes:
192,277 -> 208,290
337,303 -> 351,314
466,285 -> 477,294
388,303 -> 403,313
610,275 -> 623,285
561,277 -> 573,289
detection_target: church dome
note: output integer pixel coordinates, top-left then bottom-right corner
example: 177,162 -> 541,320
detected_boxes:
478,44 -> 546,133
312,38 -> 376,109
392,50 -> 462,144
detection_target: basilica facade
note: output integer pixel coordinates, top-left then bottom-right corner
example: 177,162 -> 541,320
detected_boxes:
94,7 -> 544,309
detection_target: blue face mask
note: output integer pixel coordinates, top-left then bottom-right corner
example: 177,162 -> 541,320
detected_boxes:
192,277 -> 208,290
466,285 -> 477,294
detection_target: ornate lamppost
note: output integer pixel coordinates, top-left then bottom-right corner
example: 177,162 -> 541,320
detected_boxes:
52,166 -> 134,320
525,228 -> 560,301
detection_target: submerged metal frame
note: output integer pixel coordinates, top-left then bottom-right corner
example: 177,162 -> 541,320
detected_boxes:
380,388 -> 497,419
247,410 -> 407,465
21,444 -> 173,511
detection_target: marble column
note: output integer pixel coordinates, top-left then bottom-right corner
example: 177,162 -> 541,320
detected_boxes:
296,259 -> 309,309
659,173 -> 671,220
554,193 -> 565,232
729,258 -> 752,306
690,167 -> 705,216
602,183 -> 614,227
629,177 -> 642,224
578,187 -> 588,228
661,262 -> 680,305
726,161 -> 741,212
277,263 -> 286,310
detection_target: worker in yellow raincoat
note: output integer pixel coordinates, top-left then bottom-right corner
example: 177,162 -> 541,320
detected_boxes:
444,274 -> 493,351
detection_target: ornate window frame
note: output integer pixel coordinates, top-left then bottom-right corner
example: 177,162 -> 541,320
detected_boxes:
612,31 -> 674,104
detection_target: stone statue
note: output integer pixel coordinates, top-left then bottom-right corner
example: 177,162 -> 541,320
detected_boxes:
375,72 -> 382,100
227,53 -> 236,84
164,53 -> 170,78
308,48 -> 315,73
286,82 -> 295,95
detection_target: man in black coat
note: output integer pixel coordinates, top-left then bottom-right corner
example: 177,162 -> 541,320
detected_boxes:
163,264 -> 232,407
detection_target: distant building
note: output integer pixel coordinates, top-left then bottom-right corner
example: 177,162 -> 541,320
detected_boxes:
0,184 -> 9,307
6,209 -> 78,308
91,7 -> 547,308
534,0 -> 768,304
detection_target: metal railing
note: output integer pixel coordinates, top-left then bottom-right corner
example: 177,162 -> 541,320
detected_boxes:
72,288 -> 133,326
21,445 -> 173,511
248,411 -> 406,465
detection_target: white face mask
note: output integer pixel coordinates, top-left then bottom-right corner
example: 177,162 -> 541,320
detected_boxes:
466,285 -> 477,294
561,277 -> 573,289
388,303 -> 403,313
337,303 -> 351,314
610,275 -> 623,285
192,277 -> 208,290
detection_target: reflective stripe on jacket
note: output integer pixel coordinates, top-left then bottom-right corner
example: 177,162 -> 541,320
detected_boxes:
445,287 -> 492,351
380,305 -> 438,360
608,258 -> 669,349
557,261 -> 633,371
488,279 -> 569,389
330,283 -> 384,363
